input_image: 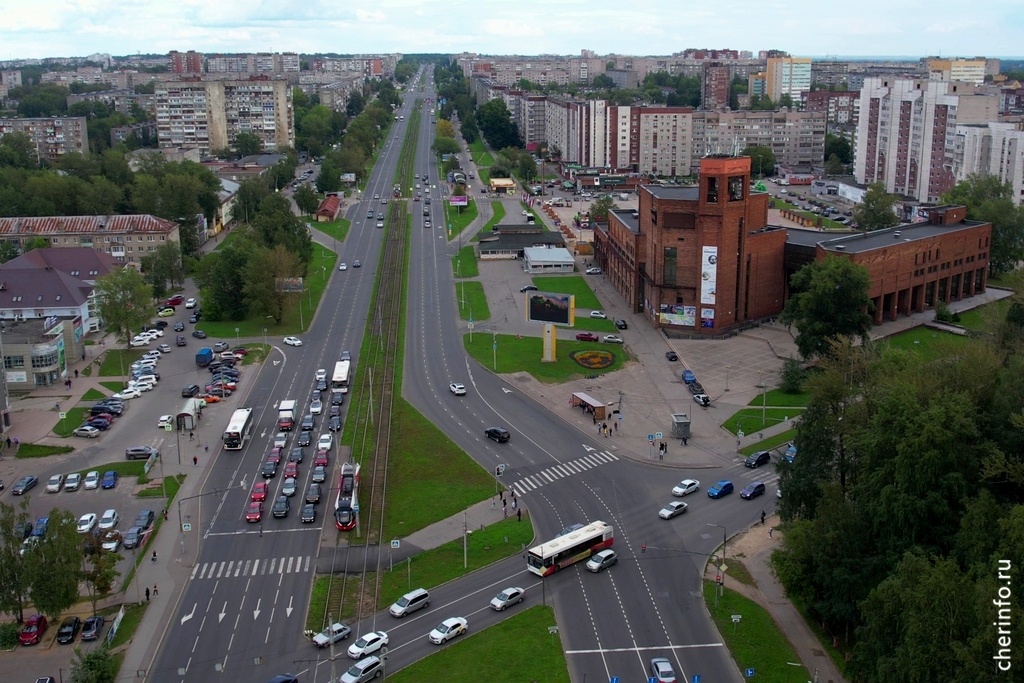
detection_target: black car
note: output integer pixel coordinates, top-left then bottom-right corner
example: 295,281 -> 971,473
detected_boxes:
305,483 -> 322,504
92,403 -> 123,416
81,615 -> 105,641
85,419 -> 111,431
688,382 -> 706,395
123,526 -> 144,549
189,311 -> 201,323
153,320 -> 168,329
745,451 -> 772,468
310,389 -> 322,402
300,503 -> 316,523
272,496 -> 290,518
261,460 -> 278,478
328,416 -> 342,432
56,616 -> 81,644
182,384 -> 201,398
329,404 -> 342,418
300,414 -> 315,431
666,351 -> 678,362
134,509 -> 155,531
485,427 -> 511,443
297,430 -> 312,447
191,329 -> 207,339
520,284 -> 538,292
173,321 -> 185,332
330,391 -> 344,406
614,319 -> 628,330
176,335 -> 187,346
213,341 -> 230,352
206,387 -> 232,397
288,447 -> 305,463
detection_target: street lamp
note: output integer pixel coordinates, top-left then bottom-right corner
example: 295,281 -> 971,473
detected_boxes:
759,370 -> 767,426
234,326 -> 239,350
706,523 -> 727,597
262,327 -> 267,349
725,365 -> 731,392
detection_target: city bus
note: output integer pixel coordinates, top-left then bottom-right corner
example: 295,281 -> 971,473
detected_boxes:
526,520 -> 614,576
222,408 -> 254,450
331,360 -> 351,393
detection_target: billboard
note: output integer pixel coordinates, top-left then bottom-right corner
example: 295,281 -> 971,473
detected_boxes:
526,292 -> 575,326
700,246 -> 718,305
449,195 -> 468,207
658,305 -> 696,327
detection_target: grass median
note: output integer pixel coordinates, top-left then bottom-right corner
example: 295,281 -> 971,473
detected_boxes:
455,281 -> 489,321
464,333 -> 628,383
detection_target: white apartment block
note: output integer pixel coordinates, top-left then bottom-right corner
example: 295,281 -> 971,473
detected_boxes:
155,79 -> 294,154
926,58 -> 987,85
0,117 -> 89,162
766,57 -> 812,102
954,122 -> 1024,206
206,53 -> 300,75
856,77 -> 999,202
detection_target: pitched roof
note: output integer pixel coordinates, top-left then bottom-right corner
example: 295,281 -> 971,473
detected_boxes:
315,195 -> 341,218
0,214 -> 178,236
3,247 -> 120,280
0,267 -> 93,308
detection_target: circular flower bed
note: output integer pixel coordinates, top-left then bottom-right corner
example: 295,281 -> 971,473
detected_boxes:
570,349 -> 615,370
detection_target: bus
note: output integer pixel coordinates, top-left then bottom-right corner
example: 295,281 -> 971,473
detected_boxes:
222,408 -> 254,450
332,360 -> 351,393
526,520 -> 614,576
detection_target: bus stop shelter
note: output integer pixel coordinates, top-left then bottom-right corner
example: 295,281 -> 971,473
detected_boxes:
571,391 -> 607,420
177,398 -> 205,431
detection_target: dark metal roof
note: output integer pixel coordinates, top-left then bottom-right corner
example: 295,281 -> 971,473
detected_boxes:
646,186 -> 700,201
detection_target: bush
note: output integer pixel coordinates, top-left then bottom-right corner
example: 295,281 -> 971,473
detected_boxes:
935,300 -> 961,324
779,357 -> 806,394
0,621 -> 21,648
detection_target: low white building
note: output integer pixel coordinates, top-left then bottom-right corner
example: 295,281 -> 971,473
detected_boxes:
522,246 -> 576,274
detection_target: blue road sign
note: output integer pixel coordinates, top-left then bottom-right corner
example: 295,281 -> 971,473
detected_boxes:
649,678 -> 658,683
745,668 -> 755,678
692,676 -> 701,683
609,678 -> 619,683
647,433 -> 654,441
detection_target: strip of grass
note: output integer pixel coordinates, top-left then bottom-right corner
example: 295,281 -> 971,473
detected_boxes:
310,216 -> 351,246
15,443 -> 74,458
477,201 -> 506,239
739,429 -> 797,456
99,381 -> 123,394
469,139 -> 494,166
570,317 -> 617,333
478,168 -> 491,185
82,388 -> 107,401
531,276 -> 603,309
98,349 -> 146,377
109,602 -> 148,649
722,408 -> 802,436
444,200 -> 479,236
749,387 -> 812,408
705,579 -> 810,683
388,605 -> 569,683
464,333 -> 627,383
956,301 -> 1007,331
53,408 -> 90,437
456,281 -> 490,321
452,245 -> 479,279
881,326 -> 970,362
81,365 -> 93,377
199,242 -> 337,338
138,472 -> 184,499
240,343 -> 269,365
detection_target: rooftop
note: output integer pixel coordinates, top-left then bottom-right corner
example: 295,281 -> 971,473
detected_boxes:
646,186 -> 700,201
815,221 -> 987,254
609,209 -> 640,235
0,214 -> 178,236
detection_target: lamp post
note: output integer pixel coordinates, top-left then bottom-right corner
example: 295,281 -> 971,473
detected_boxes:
759,370 -> 767,426
234,327 -> 239,350
706,522 -> 727,602
262,327 -> 267,349
725,365 -> 731,392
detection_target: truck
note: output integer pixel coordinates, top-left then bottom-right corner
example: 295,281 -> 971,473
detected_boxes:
277,399 -> 297,431
311,622 -> 351,648
195,347 -> 213,367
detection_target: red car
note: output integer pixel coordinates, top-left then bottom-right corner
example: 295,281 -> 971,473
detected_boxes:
251,481 -> 268,502
165,295 -> 184,306
575,332 -> 599,342
284,462 -> 299,479
314,449 -> 330,467
20,614 -> 47,645
231,347 -> 249,357
266,447 -> 283,465
245,501 -> 263,523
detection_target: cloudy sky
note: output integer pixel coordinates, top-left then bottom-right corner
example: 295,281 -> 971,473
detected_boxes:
3,0 -> 1022,61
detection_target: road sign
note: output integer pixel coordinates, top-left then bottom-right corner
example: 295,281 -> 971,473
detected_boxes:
647,433 -> 654,441
390,540 -> 400,549
732,614 -> 743,623
655,431 -> 663,439
164,424 -> 173,432
182,523 -> 192,532
59,412 -> 67,419
353,503 -> 360,513
495,464 -> 506,476
468,322 -> 474,330
692,676 -> 701,683
745,668 -> 755,678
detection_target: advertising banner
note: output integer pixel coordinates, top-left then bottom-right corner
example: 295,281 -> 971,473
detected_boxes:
449,195 -> 468,206
700,246 -> 718,305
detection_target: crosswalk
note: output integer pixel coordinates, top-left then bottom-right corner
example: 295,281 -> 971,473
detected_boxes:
723,462 -> 781,489
509,450 -> 619,495
190,555 -> 312,581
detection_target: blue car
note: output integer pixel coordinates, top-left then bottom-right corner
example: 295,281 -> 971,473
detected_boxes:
101,471 -> 118,489
707,480 -> 734,498
31,517 -> 49,538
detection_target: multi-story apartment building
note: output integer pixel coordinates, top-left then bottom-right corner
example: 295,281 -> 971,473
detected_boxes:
692,110 -> 825,172
0,214 -> 180,266
0,117 -> 89,162
204,52 -> 300,76
154,78 -> 294,154
67,89 -> 156,117
170,50 -> 203,74
803,90 -> 859,127
40,67 -> 141,90
0,70 -> 22,87
855,77 -> 999,202
925,57 -> 987,85
701,62 -> 732,110
765,57 -> 812,103
953,122 -> 1024,206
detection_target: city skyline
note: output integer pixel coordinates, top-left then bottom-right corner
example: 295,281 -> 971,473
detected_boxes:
3,0 -> 1023,62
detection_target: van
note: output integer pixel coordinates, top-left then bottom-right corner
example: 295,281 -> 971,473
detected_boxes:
389,588 -> 429,617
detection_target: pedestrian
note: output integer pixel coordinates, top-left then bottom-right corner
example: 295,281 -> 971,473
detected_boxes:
502,498 -> 507,509
154,584 -> 159,596
204,442 -> 209,453
189,431 -> 194,441
602,422 -> 607,434
499,490 -> 504,502
491,497 -> 496,509
162,509 -> 168,521
768,527 -> 773,539
145,587 -> 150,601
259,523 -> 263,537
151,550 -> 157,563
682,435 -> 688,446
511,488 -> 516,499
193,455 -> 198,466
760,510 -> 766,526
511,498 -> 517,510
613,421 -> 618,433
5,437 -> 10,449
592,415 -> 596,425
517,508 -> 522,522
659,450 -> 663,461
74,369 -> 79,379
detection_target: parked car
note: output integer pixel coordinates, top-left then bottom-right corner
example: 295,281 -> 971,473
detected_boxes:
81,615 -> 105,641
19,614 -> 48,646
586,267 -> 603,274
101,471 -> 118,489
12,475 -> 39,495
603,335 -> 624,344
575,332 -> 599,342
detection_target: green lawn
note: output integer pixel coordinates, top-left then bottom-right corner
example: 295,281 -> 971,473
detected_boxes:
705,580 -> 811,683
98,349 -> 147,377
954,300 -> 1008,332
443,200 -> 479,236
14,443 -> 74,458
82,388 -> 107,400
750,387 -> 812,408
739,429 -> 798,456
452,245 -> 479,278
456,281 -> 490,321
53,407 -> 90,437
478,168 -> 491,185
198,242 -> 337,338
881,326 -> 971,362
531,276 -> 603,309
469,139 -> 494,167
309,216 -> 351,246
722,408 -> 802,436
464,333 -> 628,383
388,606 -> 569,683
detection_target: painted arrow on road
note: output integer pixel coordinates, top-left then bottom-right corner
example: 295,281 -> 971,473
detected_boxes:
273,360 -> 281,366
180,603 -> 196,625
286,595 -> 294,618
253,598 -> 261,620
218,601 -> 228,623
502,388 -> 513,394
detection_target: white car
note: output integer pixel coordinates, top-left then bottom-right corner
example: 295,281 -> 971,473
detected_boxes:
490,587 -> 525,611
157,344 -> 172,353
659,501 -> 689,519
142,350 -> 162,359
46,474 -> 65,493
83,470 -> 101,490
77,513 -> 98,534
185,298 -> 197,309
317,434 -> 333,451
283,336 -> 303,347
146,328 -> 164,337
586,267 -> 603,274
114,388 -> 143,400
310,399 -> 323,415
98,508 -> 119,530
74,425 -> 101,438
428,617 -> 468,645
64,473 -> 82,491
347,631 -> 389,659
339,263 -> 348,271
590,310 -> 607,319
101,530 -> 122,552
672,479 -> 700,497
127,380 -> 156,392
603,335 -> 624,344
130,337 -> 150,347
449,382 -> 466,396
157,415 -> 174,429
315,368 -> 327,382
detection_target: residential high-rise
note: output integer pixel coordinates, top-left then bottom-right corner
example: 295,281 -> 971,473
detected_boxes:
154,79 -> 294,154
925,58 -> 987,85
701,62 -> 732,110
765,57 -> 811,103
953,122 -> 1024,206
169,50 -> 203,74
0,117 -> 89,162
855,77 -> 999,202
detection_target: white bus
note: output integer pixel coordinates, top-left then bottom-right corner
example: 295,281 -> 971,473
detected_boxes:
222,408 -> 254,450
526,520 -> 614,577
332,360 -> 351,393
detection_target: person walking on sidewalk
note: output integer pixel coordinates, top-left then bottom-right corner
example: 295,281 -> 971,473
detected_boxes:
153,584 -> 159,596
193,455 -> 198,466
145,587 -> 150,602
189,431 -> 194,441
204,442 -> 209,454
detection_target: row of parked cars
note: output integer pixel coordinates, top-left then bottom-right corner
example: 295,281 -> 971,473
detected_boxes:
19,613 -> 106,647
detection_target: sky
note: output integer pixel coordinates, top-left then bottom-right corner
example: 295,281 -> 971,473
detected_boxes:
2,0 -> 1023,61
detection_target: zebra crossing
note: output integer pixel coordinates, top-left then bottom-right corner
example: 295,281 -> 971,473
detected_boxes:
509,450 -> 619,495
724,462 -> 781,489
190,555 -> 312,581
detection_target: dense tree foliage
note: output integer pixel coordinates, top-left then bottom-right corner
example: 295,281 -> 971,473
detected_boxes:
0,500 -> 33,622
853,182 -> 900,231
942,174 -> 1024,277
741,145 -> 776,177
825,134 -> 852,164
94,266 -> 155,345
476,98 -> 521,150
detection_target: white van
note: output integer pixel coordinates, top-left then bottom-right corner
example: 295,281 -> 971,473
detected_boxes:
389,588 -> 429,617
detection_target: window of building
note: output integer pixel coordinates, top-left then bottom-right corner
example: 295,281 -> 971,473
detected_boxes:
4,355 -> 26,369
706,177 -> 718,203
31,350 -> 59,368
663,246 -> 677,287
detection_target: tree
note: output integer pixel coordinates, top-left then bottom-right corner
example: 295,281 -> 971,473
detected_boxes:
0,499 -> 33,622
475,98 -> 521,151
825,134 -> 852,164
780,256 -> 874,359
243,244 -> 302,324
69,646 -> 119,683
0,132 -> 38,168
141,241 -> 184,299
233,132 -> 263,157
23,509 -> 80,619
592,74 -> 616,89
432,136 -> 460,157
80,533 -> 120,615
824,153 -> 846,176
94,267 -> 154,345
853,182 -> 900,231
590,195 -> 616,223
194,242 -> 251,321
293,184 -> 320,216
942,174 -> 1024,277
345,90 -> 365,117
435,119 -> 456,139
741,145 -> 776,178
516,155 -> 537,185
0,241 -> 20,263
